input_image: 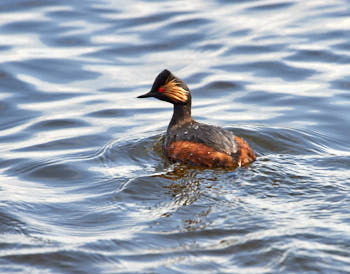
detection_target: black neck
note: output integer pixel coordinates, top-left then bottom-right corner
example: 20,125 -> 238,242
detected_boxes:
168,102 -> 192,129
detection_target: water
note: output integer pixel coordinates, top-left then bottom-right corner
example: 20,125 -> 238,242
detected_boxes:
1,0 -> 350,272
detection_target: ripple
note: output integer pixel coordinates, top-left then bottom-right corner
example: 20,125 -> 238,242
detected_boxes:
165,18 -> 212,29
247,2 -> 295,11
26,163 -> 82,181
214,61 -> 316,81
14,135 -> 102,152
89,33 -> 204,58
194,80 -> 246,97
332,41 -> 350,51
87,108 -> 135,118
107,11 -> 187,30
0,68 -> 36,93
0,45 -> 11,51
7,58 -> 101,83
99,133 -> 164,178
285,49 -> 350,64
43,34 -> 92,48
1,20 -> 75,34
223,43 -> 286,56
331,79 -> 350,91
28,119 -> 89,130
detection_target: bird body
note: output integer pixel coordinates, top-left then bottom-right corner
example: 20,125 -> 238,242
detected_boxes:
138,69 -> 256,168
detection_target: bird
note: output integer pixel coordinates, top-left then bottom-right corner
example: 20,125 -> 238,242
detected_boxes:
138,69 -> 256,168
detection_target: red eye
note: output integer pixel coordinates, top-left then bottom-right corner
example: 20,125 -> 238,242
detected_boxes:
158,87 -> 164,92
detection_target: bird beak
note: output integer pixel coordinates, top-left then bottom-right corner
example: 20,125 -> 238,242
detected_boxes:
137,91 -> 153,98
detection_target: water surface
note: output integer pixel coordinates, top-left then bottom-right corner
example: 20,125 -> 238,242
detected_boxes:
1,0 -> 350,272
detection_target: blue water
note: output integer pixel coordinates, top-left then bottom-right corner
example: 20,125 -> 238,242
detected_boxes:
1,0 -> 350,273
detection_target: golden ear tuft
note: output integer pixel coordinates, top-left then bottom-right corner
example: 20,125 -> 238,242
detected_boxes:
162,79 -> 189,103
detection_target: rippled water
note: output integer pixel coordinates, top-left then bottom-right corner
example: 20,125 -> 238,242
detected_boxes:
1,0 -> 350,272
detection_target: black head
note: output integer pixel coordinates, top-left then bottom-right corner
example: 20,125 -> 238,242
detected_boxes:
138,69 -> 191,104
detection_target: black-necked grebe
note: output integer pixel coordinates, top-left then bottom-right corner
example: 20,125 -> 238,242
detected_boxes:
138,69 -> 256,168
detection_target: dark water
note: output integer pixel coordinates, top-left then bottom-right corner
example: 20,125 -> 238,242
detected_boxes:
1,0 -> 350,272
